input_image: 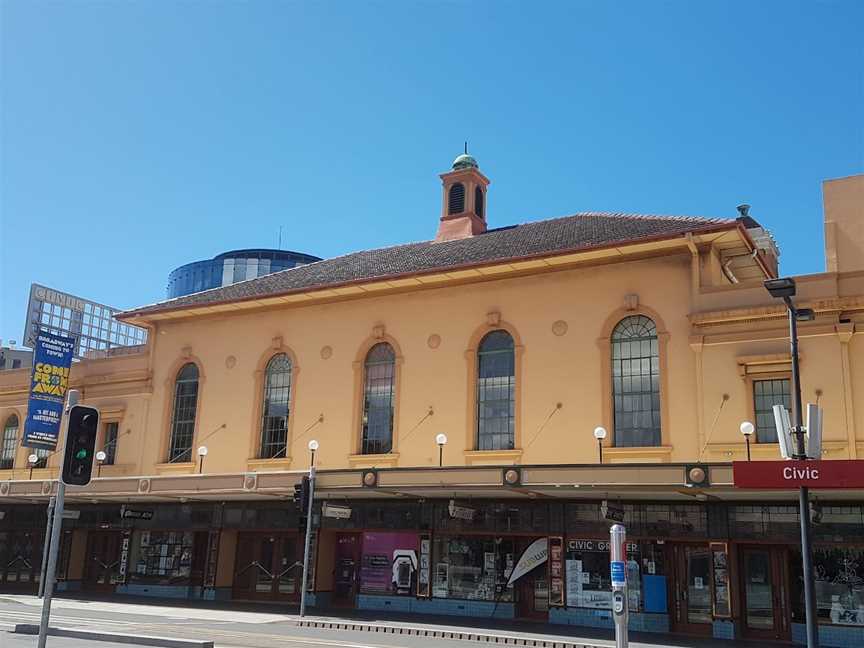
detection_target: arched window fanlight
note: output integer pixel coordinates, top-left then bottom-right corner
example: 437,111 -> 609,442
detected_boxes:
611,315 -> 661,447
1,414 -> 18,470
168,363 -> 199,462
361,343 -> 396,455
477,330 -> 515,451
260,354 -> 292,459
448,183 -> 465,215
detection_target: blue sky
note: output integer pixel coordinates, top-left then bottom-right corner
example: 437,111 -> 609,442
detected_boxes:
1,0 -> 861,343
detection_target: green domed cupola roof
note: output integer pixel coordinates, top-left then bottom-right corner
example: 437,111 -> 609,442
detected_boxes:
452,153 -> 478,170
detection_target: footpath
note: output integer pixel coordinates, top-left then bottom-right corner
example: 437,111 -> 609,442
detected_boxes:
0,593 -> 779,648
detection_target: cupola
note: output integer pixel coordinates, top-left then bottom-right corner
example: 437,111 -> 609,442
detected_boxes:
435,147 -> 490,242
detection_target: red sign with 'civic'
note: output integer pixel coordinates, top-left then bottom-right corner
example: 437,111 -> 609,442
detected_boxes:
733,460 -> 864,489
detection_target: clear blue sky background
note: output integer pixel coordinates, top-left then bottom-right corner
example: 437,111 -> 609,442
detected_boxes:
1,1 -> 862,343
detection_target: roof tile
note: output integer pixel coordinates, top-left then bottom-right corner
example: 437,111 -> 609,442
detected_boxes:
121,211 -> 736,318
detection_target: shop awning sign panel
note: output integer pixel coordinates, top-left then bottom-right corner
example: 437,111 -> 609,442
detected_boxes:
733,460 -> 864,489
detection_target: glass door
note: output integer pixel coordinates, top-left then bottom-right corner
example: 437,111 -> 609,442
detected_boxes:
276,536 -> 299,598
0,531 -> 43,591
741,547 -> 790,640
84,531 -> 122,590
670,544 -> 713,635
332,533 -> 359,607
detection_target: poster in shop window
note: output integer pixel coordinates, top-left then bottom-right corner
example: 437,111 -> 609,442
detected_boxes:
360,532 -> 419,596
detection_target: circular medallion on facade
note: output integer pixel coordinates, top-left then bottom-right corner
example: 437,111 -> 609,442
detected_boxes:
225,355 -> 237,369
427,334 -> 441,349
552,320 -> 568,337
320,346 -> 333,360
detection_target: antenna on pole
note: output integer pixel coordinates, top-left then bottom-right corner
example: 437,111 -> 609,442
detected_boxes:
278,226 -> 283,249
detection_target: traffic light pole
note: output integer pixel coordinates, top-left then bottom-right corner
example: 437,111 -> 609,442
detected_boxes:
299,465 -> 316,617
37,496 -> 56,598
37,389 -> 78,648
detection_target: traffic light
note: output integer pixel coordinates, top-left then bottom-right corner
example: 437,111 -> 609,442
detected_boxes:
293,476 -> 311,530
61,405 -> 100,486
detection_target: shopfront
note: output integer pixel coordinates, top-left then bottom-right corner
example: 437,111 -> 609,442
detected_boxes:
232,532 -> 301,601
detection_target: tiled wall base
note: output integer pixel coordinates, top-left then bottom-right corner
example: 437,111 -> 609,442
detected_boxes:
357,595 -> 515,619
308,592 -> 331,608
55,580 -> 82,592
793,622 -> 864,648
114,584 -> 230,600
549,608 -> 669,633
712,619 -> 736,640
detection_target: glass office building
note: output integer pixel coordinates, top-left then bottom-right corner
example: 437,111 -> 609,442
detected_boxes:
166,249 -> 321,299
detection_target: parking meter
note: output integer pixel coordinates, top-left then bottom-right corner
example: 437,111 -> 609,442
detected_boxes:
610,524 -> 628,648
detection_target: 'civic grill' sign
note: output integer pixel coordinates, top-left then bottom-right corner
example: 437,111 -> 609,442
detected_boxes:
733,460 -> 864,489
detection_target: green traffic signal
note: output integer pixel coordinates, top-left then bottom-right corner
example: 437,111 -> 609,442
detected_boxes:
75,449 -> 88,460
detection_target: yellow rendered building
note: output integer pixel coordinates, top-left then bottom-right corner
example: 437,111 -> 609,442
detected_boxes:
1,157 -> 862,646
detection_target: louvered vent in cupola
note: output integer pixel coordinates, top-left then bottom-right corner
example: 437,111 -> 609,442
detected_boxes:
448,183 -> 465,215
475,187 -> 484,220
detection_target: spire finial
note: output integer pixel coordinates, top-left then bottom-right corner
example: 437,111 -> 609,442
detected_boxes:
464,141 -> 468,155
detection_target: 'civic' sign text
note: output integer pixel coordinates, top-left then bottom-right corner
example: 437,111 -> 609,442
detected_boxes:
733,460 -> 864,489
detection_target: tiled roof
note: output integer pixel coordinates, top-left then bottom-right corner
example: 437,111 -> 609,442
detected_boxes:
121,212 -> 737,318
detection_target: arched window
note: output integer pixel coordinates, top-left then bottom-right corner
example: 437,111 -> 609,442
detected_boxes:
361,343 -> 395,455
475,187 -> 484,219
611,315 -> 661,447
260,354 -> 292,459
1,415 -> 18,470
477,330 -> 515,451
168,363 -> 199,462
448,183 -> 465,214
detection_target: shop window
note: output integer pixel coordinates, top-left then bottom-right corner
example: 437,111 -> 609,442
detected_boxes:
432,535 -> 516,602
730,505 -> 800,541
168,363 -> 199,462
753,378 -> 791,443
611,315 -> 661,447
477,330 -> 515,451
791,546 -> 864,626
102,422 -> 118,465
359,531 -> 419,596
1,414 -> 18,470
129,530 -> 195,583
260,353 -> 292,459
813,505 -> 864,542
361,343 -> 395,455
564,538 -> 652,612
642,503 -> 706,538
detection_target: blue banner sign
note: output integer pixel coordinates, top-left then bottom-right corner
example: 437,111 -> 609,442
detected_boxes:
610,560 -> 626,586
23,332 -> 75,451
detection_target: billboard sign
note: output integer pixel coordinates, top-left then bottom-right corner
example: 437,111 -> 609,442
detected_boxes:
23,283 -> 147,360
22,332 -> 75,450
733,460 -> 864,489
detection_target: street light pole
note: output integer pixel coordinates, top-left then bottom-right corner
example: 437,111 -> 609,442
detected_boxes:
785,297 -> 818,648
300,439 -> 318,618
436,433 -> 447,468
594,427 -> 607,464
765,277 -> 818,648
